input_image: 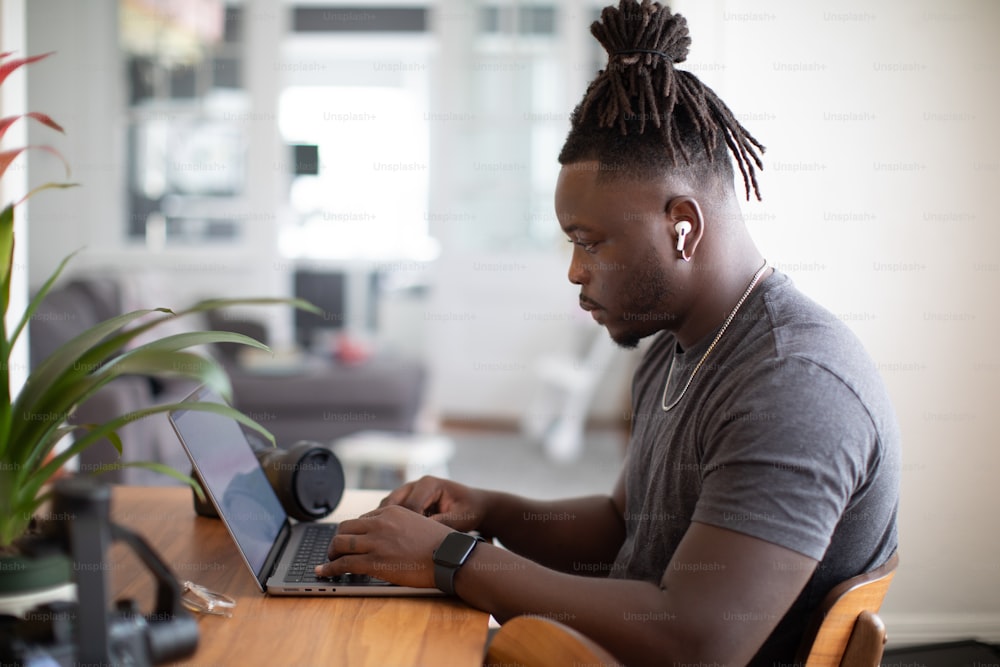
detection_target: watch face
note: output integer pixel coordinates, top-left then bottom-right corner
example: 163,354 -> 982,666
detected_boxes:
434,532 -> 478,566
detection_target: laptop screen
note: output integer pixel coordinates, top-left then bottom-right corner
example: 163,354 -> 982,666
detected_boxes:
169,387 -> 287,580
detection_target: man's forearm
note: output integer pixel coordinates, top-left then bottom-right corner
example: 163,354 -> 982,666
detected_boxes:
478,491 -> 625,574
454,542 -> 680,667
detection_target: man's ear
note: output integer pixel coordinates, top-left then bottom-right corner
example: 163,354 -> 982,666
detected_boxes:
665,196 -> 705,261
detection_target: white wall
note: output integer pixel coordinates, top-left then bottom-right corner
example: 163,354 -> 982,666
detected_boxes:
677,0 -> 1000,645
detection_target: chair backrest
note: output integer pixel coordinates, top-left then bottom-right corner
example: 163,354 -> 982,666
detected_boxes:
798,551 -> 899,667
484,615 -> 621,667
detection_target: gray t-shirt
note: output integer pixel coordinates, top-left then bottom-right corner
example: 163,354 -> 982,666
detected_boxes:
612,270 -> 900,664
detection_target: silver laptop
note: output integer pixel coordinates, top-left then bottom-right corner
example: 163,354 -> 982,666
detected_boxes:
168,385 -> 441,597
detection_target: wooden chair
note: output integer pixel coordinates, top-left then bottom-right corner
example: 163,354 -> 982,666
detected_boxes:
797,551 -> 899,667
484,615 -> 621,667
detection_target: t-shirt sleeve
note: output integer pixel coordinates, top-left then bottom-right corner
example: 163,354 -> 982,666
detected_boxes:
690,356 -> 879,561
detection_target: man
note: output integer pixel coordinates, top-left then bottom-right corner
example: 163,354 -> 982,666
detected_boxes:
316,2 -> 900,664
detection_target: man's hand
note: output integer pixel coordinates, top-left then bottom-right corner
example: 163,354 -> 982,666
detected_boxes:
382,474 -> 627,573
314,505 -> 453,588
378,476 -> 490,534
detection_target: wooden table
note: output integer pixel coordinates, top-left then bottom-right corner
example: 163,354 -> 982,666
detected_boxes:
108,486 -> 490,666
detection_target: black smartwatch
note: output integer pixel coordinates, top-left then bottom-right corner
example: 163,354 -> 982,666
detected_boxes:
432,532 -> 483,595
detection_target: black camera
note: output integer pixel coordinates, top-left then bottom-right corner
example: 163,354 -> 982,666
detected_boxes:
0,478 -> 199,666
193,439 -> 345,522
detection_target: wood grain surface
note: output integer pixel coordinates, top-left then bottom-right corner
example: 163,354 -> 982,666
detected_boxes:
107,486 -> 489,666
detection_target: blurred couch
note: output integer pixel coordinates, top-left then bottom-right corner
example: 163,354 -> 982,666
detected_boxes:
28,272 -> 427,485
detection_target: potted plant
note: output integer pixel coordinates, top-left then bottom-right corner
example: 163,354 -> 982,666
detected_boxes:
0,52 -> 314,613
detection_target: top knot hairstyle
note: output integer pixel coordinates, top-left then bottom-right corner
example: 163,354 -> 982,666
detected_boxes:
559,0 -> 765,200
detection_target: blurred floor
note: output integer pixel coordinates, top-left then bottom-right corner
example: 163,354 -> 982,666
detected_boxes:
882,640 -> 1000,666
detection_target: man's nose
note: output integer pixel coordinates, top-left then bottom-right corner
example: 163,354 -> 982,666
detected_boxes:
567,248 -> 589,285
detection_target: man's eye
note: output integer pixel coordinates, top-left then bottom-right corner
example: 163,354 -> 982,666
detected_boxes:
567,239 -> 599,253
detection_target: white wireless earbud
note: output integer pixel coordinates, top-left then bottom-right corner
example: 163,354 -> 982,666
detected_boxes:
675,221 -> 692,252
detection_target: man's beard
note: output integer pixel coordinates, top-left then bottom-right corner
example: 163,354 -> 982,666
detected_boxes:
607,251 -> 674,349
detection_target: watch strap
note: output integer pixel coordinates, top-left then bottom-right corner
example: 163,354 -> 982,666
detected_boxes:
433,557 -> 459,595
432,532 -> 483,596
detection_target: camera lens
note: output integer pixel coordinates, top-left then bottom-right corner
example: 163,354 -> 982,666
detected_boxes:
256,441 -> 345,522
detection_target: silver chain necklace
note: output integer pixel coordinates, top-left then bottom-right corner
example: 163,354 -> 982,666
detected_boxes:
661,259 -> 769,412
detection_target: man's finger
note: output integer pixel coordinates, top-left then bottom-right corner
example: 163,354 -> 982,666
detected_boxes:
328,532 -> 372,559
327,517 -> 374,559
398,486 -> 443,515
314,554 -> 368,578
379,486 -> 411,508
335,516 -> 372,535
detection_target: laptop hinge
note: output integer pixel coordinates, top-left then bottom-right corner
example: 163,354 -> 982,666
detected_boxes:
260,521 -> 292,587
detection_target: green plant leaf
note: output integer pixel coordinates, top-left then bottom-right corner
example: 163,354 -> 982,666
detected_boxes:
9,297 -> 309,451
86,460 -> 203,499
23,399 -> 274,501
105,349 -> 232,394
10,308 -> 168,448
18,299 -> 314,428
10,299 -> 311,469
0,203 -> 14,456
11,349 -> 231,472
10,328 -> 270,459
183,296 -> 322,316
7,247 -> 82,354
122,330 -> 270,358
17,299 -> 303,427
0,204 -> 13,314
14,335 -> 275,480
71,423 -> 124,456
0,203 -> 12,285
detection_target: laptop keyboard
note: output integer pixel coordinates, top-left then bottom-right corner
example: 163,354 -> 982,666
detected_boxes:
285,524 -> 386,585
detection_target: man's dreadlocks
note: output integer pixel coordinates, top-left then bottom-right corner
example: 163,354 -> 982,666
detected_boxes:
558,0 -> 766,200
